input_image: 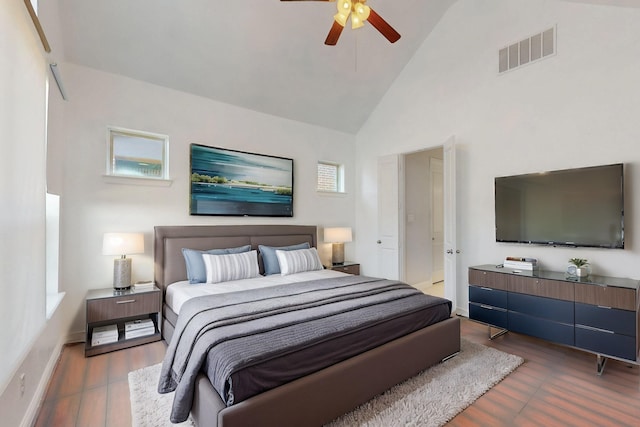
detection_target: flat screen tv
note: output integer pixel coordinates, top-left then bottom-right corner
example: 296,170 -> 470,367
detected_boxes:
495,163 -> 624,248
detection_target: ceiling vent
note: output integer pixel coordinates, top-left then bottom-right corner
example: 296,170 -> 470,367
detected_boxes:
499,26 -> 556,74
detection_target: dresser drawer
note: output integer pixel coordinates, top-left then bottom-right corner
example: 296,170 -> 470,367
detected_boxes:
87,291 -> 160,323
508,311 -> 574,346
469,302 -> 508,329
575,303 -> 635,337
509,292 -> 574,324
574,283 -> 636,311
469,285 -> 508,309
508,276 -> 574,302
575,325 -> 637,361
468,269 -> 508,290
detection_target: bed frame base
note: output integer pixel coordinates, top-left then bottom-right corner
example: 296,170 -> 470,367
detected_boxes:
192,316 -> 460,427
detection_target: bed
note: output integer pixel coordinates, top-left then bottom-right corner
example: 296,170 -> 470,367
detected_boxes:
154,224 -> 460,427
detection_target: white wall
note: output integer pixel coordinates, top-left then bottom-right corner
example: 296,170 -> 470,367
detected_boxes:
58,64 -> 357,336
0,2 -> 68,426
355,0 -> 640,313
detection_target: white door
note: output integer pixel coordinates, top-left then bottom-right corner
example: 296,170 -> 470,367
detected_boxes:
377,155 -> 401,280
443,137 -> 457,312
431,158 -> 444,283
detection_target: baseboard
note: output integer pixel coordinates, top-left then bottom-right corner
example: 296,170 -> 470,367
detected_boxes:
19,337 -> 65,427
457,308 -> 469,318
67,330 -> 86,344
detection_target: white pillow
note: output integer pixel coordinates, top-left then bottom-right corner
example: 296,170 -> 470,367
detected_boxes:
275,247 -> 324,276
202,250 -> 260,284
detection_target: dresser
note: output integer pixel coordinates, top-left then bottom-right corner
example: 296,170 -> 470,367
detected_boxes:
85,287 -> 161,356
326,262 -> 360,275
469,265 -> 639,374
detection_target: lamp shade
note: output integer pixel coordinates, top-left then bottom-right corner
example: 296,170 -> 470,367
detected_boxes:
351,3 -> 370,28
102,233 -> 144,256
324,227 -> 353,243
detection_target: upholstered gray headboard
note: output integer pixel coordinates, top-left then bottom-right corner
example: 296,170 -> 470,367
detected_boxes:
153,225 -> 318,293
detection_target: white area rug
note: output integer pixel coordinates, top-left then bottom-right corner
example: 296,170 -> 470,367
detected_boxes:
129,339 -> 522,427
128,364 -> 194,427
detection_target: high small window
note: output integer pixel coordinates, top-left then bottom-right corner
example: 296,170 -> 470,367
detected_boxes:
107,127 -> 169,180
317,161 -> 345,193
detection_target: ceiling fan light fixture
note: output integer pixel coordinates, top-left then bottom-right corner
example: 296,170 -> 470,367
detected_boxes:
334,11 -> 349,27
351,15 -> 364,29
282,0 -> 399,46
352,3 -> 370,29
337,0 -> 352,13
354,3 -> 370,18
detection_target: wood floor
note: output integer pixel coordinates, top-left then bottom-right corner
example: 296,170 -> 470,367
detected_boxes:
34,340 -> 165,427
34,317 -> 640,426
453,319 -> 640,426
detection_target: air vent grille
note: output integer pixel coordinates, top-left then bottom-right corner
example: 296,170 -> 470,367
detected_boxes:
499,26 -> 555,73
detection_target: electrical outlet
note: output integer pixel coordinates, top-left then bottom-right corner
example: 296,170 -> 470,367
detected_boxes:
19,373 -> 25,396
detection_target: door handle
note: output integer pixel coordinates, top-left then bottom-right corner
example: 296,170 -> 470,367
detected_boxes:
446,249 -> 453,254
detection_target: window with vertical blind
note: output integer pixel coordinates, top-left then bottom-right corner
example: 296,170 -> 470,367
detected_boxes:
317,161 -> 345,193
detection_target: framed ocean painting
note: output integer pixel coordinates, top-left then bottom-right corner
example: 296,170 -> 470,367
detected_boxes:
189,144 -> 294,217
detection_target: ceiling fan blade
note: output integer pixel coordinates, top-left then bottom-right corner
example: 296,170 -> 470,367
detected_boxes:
324,21 -> 344,46
367,8 -> 401,43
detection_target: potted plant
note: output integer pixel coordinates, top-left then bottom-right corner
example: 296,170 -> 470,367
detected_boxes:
568,258 -> 590,277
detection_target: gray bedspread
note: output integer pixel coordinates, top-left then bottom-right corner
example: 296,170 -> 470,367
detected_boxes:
158,275 -> 451,423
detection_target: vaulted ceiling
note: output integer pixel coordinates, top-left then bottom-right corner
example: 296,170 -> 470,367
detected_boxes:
56,0 -> 639,134
57,0 -> 455,134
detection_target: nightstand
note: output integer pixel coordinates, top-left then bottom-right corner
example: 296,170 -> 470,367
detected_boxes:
327,262 -> 360,275
85,286 -> 161,357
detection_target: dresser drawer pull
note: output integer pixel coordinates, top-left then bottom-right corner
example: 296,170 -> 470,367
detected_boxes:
480,287 -> 493,291
480,304 -> 494,310
116,299 -> 136,304
597,305 -> 612,310
576,324 -> 614,334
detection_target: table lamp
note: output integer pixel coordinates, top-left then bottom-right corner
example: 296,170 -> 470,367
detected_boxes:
103,232 -> 144,290
324,227 -> 352,265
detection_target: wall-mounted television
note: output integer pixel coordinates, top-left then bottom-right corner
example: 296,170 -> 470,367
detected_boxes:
495,163 -> 624,249
190,144 -> 293,217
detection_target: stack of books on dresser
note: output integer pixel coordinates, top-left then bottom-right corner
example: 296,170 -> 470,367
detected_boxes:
503,256 -> 538,270
91,324 -> 119,346
125,319 -> 156,340
133,281 -> 155,291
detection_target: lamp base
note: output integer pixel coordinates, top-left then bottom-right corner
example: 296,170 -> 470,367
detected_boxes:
331,243 -> 345,265
113,258 -> 132,290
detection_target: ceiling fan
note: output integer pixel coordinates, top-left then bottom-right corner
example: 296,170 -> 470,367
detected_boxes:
281,0 -> 401,46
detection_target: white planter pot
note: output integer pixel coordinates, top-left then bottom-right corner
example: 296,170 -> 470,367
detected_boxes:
568,265 -> 590,277
574,267 -> 589,277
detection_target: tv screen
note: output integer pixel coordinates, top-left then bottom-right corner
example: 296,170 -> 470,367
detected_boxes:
495,164 -> 624,248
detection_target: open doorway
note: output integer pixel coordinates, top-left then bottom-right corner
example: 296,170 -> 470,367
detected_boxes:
403,147 -> 444,297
